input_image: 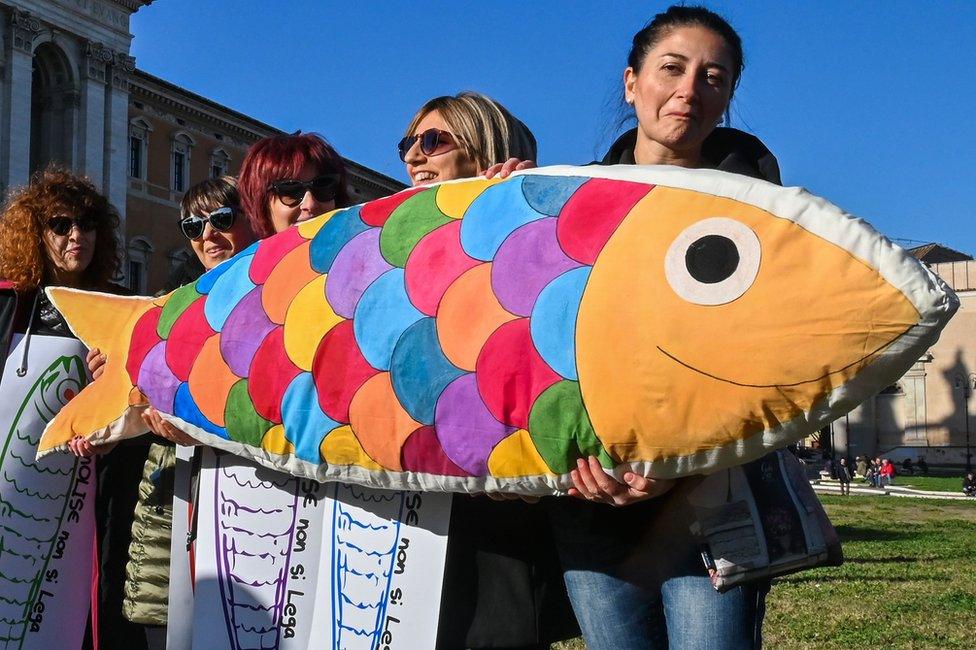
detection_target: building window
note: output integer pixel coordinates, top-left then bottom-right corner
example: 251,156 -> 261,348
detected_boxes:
171,132 -> 195,193
128,118 -> 152,180
173,151 -> 186,191
126,236 -> 155,294
129,136 -> 141,178
210,148 -> 230,180
128,258 -> 144,294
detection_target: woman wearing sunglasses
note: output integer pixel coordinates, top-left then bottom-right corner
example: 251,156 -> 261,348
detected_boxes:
398,92 -> 578,650
77,177 -> 258,650
238,131 -> 349,238
177,176 -> 256,271
0,168 -> 156,649
115,177 -> 258,650
400,91 -> 537,186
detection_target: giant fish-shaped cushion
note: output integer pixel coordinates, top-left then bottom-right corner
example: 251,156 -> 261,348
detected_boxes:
37,166 -> 958,494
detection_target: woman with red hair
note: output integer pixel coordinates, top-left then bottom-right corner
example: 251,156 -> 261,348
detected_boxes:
238,132 -> 350,237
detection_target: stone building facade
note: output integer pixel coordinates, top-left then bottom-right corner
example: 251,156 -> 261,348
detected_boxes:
2,0 -> 404,293
831,258 -> 976,469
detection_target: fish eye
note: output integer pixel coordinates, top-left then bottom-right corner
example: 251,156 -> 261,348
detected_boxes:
664,217 -> 761,306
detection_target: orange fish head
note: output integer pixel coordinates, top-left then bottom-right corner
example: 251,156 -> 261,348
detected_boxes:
576,184 -> 927,468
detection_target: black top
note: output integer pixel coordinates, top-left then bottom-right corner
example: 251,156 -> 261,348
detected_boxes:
600,126 -> 782,184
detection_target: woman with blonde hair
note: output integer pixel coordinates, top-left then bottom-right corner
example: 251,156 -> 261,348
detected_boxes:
399,91 -> 536,185
399,92 -> 577,650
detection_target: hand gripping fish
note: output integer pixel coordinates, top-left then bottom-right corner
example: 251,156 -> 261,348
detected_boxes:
36,166 -> 958,495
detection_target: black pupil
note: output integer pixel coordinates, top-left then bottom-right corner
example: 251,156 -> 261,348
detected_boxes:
685,235 -> 739,284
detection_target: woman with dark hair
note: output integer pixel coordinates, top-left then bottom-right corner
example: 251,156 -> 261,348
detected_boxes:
548,7 -> 784,649
0,168 -> 150,649
118,176 -> 256,650
237,131 -> 349,236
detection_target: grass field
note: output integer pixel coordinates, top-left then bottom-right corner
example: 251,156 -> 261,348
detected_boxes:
555,495 -> 976,649
891,474 -> 968,493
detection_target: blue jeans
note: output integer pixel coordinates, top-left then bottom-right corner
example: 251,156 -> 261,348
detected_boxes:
562,569 -> 767,649
547,496 -> 768,649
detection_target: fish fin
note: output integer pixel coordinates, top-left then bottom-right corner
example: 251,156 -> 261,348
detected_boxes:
37,287 -> 157,456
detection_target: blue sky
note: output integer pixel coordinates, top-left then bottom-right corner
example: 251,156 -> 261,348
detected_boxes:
132,1 -> 976,254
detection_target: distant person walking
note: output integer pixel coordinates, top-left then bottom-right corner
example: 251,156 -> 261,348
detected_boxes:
837,458 -> 852,496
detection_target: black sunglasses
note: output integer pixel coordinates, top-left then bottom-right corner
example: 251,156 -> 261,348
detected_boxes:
268,174 -> 339,208
47,216 -> 97,236
179,206 -> 237,240
397,128 -> 457,161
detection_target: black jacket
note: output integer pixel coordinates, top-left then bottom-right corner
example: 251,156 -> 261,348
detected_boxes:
600,126 -> 782,184
548,126 -> 786,587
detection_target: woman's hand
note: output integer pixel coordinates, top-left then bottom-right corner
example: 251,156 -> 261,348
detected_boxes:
67,436 -> 116,457
142,406 -> 199,446
568,456 -> 675,507
483,158 -> 536,179
86,347 -> 107,380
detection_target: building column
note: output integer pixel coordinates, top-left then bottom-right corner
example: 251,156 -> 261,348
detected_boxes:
2,8 -> 40,193
104,52 -> 134,234
78,41 -> 112,190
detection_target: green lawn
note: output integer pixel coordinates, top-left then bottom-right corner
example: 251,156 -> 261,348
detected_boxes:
892,474 -> 967,493
764,496 -> 975,648
555,495 -> 976,649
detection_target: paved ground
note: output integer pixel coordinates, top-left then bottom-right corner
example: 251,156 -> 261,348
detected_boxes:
811,479 -> 975,501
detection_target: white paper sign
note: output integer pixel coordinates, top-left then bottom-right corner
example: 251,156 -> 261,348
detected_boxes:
165,445 -> 196,650
187,451 -> 450,649
0,334 -> 95,649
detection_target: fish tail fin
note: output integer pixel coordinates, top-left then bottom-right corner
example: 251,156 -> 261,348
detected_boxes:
37,287 -> 155,457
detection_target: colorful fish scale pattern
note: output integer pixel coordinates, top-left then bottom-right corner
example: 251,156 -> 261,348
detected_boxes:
124,175 -> 655,482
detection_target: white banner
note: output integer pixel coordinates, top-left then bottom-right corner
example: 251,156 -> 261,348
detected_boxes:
0,334 -> 95,649
165,444 -> 196,650
184,451 -> 451,649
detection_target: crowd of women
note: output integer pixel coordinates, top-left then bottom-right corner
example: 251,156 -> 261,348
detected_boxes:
0,6 -> 835,649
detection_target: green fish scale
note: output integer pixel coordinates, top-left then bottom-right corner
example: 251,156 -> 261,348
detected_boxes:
379,187 -> 452,268
528,380 -> 613,474
156,281 -> 202,339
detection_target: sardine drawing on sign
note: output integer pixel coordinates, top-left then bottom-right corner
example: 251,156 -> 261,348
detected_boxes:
330,485 -> 406,650
214,455 -> 300,650
0,353 -> 89,648
37,165 -> 959,494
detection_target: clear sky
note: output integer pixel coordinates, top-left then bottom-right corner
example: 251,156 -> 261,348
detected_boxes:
132,1 -> 976,255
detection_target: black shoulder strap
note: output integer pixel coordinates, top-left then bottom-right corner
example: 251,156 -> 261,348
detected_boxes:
0,285 -> 18,366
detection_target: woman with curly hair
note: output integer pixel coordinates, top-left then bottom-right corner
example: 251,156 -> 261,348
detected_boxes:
0,168 -> 151,650
0,167 -> 122,298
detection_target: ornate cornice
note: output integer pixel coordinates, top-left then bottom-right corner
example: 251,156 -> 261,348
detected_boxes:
113,51 -> 135,72
129,70 -> 405,196
10,7 -> 41,54
110,51 -> 135,91
130,72 -> 280,144
109,0 -> 154,11
83,40 -> 114,82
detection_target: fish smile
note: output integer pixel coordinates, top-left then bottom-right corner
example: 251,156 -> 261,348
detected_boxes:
656,336 -> 905,389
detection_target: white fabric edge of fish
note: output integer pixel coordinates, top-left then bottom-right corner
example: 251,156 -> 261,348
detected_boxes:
40,166 -> 960,495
